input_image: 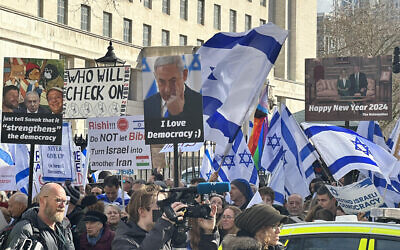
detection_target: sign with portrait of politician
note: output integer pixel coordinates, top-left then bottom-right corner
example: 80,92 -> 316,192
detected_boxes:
305,55 -> 392,121
142,54 -> 204,144
64,66 -> 130,118
2,58 -> 64,145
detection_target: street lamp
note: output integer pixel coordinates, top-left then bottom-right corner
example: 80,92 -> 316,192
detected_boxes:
95,41 -> 126,67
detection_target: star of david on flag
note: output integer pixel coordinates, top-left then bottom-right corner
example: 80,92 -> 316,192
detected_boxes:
267,133 -> 281,150
239,149 -> 253,168
352,137 -> 370,156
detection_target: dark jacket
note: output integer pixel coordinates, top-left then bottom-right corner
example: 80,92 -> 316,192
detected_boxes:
111,218 -> 175,250
5,207 -> 75,250
80,225 -> 115,250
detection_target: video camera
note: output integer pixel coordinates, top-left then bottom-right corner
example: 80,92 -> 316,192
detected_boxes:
154,182 -> 231,223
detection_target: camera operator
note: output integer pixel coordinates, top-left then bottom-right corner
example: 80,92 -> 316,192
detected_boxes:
112,184 -> 219,250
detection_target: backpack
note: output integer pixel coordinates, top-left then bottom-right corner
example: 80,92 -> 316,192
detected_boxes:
0,224 -> 14,249
0,219 -> 45,250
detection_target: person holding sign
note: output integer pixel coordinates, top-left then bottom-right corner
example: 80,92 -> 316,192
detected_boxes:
144,55 -> 202,119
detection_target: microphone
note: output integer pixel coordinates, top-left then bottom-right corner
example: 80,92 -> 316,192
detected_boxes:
161,182 -> 231,194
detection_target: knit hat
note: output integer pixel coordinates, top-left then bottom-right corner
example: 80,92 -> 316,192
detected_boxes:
64,184 -> 81,205
235,204 -> 287,237
81,195 -> 98,208
83,210 -> 107,225
231,179 -> 254,202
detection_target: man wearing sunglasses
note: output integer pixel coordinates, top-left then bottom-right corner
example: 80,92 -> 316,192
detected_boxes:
5,182 -> 75,249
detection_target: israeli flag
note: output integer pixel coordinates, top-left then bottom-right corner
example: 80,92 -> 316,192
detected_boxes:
198,23 -> 288,147
200,143 -> 215,181
302,123 -> 397,182
280,104 -> 318,185
357,121 -> 389,151
8,144 -> 30,194
211,129 -> 259,186
0,144 -> 14,167
387,119 -> 400,156
261,108 -> 310,201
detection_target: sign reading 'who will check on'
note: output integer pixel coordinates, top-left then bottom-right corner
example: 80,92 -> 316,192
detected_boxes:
88,116 -> 152,171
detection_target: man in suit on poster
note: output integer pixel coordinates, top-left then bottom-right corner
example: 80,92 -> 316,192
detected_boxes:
349,65 -> 368,96
144,55 -> 202,119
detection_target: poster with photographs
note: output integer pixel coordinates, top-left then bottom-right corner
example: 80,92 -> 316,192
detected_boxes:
2,58 -> 63,145
305,56 -> 392,121
142,54 -> 204,144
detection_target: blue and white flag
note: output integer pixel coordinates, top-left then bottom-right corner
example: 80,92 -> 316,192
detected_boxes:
357,121 -> 389,152
0,144 -> 13,168
302,123 -> 397,182
387,119 -> 400,158
261,108 -> 310,201
368,172 -> 400,208
211,129 -> 259,186
280,104 -> 318,185
198,23 -> 288,147
8,144 -> 30,194
200,143 -> 215,181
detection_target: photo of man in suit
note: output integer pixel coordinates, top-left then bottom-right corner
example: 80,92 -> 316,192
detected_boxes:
144,55 -> 202,119
16,91 -> 50,114
349,65 -> 368,96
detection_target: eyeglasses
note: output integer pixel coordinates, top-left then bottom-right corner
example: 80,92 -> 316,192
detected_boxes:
222,215 -> 234,220
272,224 -> 283,232
44,196 -> 69,206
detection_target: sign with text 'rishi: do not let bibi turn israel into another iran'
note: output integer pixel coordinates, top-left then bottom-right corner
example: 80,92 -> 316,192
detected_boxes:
88,116 -> 151,171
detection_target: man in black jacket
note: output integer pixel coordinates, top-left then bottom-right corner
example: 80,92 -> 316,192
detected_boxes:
5,183 -> 75,250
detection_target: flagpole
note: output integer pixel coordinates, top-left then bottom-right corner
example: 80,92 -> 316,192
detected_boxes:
28,143 -> 35,207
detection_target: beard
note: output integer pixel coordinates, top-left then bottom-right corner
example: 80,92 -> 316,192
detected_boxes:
44,205 -> 64,223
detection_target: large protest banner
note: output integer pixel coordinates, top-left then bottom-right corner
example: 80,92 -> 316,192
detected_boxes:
305,56 -> 392,121
2,58 -> 64,145
88,116 -> 152,171
142,54 -> 203,144
327,178 -> 384,214
64,66 -> 130,118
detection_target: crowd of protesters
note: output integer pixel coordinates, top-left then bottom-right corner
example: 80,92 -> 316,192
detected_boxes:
0,169 -> 389,250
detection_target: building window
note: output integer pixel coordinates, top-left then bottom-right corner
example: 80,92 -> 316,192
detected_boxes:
143,24 -> 151,46
144,0 -> 152,9
230,9 -> 237,32
162,0 -> 170,15
57,0 -> 68,24
260,0 -> 266,7
103,12 -> 112,37
197,39 -> 204,46
179,35 -> 187,46
245,14 -> 252,31
123,18 -> 132,43
214,4 -> 221,30
180,0 -> 188,20
38,0 -> 44,17
260,19 -> 266,25
81,5 -> 90,31
162,29 -> 170,46
197,0 -> 205,25
85,60 -> 95,68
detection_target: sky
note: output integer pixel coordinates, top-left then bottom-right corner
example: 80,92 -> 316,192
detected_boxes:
318,0 -> 334,13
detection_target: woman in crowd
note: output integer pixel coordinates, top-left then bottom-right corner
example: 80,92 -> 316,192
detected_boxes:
104,204 -> 122,231
80,210 -> 115,250
218,206 -> 241,242
234,204 -> 287,250
210,194 -> 225,223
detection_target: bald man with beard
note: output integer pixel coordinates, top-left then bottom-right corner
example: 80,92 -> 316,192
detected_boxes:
5,183 -> 75,249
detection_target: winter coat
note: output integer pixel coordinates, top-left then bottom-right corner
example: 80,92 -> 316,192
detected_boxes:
5,207 -> 75,250
80,225 -> 115,250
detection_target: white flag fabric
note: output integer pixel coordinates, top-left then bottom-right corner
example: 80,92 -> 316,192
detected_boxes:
200,143 -> 215,181
211,129 -> 259,186
369,172 -> 400,208
0,144 -> 13,167
198,23 -> 288,147
8,144 -> 30,194
357,121 -> 389,151
302,123 -> 397,182
261,107 -> 310,202
387,118 -> 400,157
280,104 -> 318,185
246,191 -> 264,208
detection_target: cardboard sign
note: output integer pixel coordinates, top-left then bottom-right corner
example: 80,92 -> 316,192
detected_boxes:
327,178 -> 384,214
88,116 -> 152,170
142,54 -> 204,144
64,66 -> 130,118
2,58 -> 64,145
0,166 -> 16,191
